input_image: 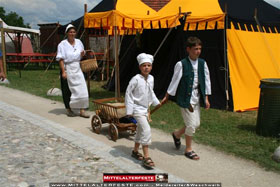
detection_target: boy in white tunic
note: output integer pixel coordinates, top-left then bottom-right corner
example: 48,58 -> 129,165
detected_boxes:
125,53 -> 161,169
162,37 -> 211,160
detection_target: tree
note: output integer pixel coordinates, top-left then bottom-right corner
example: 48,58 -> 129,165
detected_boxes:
0,6 -> 30,28
0,7 -> 5,19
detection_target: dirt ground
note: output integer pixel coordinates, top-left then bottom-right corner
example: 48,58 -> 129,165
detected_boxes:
1,85 -> 280,187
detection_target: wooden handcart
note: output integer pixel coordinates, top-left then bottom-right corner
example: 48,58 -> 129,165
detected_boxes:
91,97 -> 137,141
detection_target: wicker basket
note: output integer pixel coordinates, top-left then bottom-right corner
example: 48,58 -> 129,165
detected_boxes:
80,50 -> 98,72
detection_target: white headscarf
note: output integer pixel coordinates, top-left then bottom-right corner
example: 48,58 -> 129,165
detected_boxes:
65,24 -> 75,33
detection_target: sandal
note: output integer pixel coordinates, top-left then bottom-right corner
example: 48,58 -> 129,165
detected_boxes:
80,112 -> 90,118
66,110 -> 75,117
131,150 -> 144,160
172,133 -> 181,149
143,157 -> 155,169
185,151 -> 200,160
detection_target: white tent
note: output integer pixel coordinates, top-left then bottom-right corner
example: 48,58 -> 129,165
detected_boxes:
0,18 -> 39,34
0,18 -> 40,74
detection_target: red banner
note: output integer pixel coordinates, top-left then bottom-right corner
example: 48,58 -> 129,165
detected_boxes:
103,173 -> 168,183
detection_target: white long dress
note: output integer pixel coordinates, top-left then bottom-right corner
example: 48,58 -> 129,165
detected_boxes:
56,39 -> 89,109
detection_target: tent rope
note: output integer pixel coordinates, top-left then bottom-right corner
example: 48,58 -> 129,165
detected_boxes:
153,27 -> 173,58
44,19 -> 85,75
40,24 -> 60,49
153,13 -> 189,58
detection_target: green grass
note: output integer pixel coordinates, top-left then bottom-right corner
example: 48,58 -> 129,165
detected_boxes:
150,100 -> 280,173
5,67 -> 115,110
3,68 -> 280,173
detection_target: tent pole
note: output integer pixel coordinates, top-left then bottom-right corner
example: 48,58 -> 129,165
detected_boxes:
224,3 -> 229,111
75,4 -> 86,37
40,24 -> 59,49
153,27 -> 173,58
37,31 -> 40,53
119,36 -> 136,63
153,12 -> 190,58
106,34 -> 110,81
17,33 -> 22,53
1,24 -> 7,76
85,28 -> 91,97
254,9 -> 264,32
114,26 -> 120,98
84,4 -> 91,97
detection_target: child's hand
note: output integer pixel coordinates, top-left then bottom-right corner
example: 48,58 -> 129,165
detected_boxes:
148,113 -> 152,122
161,93 -> 169,105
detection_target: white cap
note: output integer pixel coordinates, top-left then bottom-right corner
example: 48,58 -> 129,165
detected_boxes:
137,53 -> 154,65
65,24 -> 75,33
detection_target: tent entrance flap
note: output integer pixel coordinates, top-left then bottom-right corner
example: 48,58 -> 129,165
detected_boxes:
227,28 -> 280,111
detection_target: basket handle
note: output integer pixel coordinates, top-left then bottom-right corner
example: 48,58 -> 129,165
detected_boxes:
84,49 -> 97,60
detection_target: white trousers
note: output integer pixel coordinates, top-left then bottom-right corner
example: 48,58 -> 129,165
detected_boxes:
180,104 -> 201,136
133,114 -> 151,145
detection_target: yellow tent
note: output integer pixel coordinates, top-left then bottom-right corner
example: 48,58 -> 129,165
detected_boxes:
84,0 -> 280,111
84,0 -> 224,34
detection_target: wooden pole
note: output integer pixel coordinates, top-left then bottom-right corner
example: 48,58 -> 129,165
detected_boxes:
85,29 -> 90,97
84,4 -> 87,17
114,26 -> 120,98
254,8 -> 264,33
84,4 -> 91,96
224,3 -> 229,110
0,21 -> 7,76
106,34 -> 110,80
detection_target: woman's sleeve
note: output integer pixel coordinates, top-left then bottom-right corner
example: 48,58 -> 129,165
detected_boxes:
56,43 -> 65,61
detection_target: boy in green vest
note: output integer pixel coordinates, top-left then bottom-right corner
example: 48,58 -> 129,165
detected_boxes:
162,36 -> 211,160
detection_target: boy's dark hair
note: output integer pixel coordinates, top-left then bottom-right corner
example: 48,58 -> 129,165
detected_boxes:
186,36 -> 202,48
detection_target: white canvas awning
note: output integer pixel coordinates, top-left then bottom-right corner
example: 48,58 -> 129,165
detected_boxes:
0,18 -> 40,34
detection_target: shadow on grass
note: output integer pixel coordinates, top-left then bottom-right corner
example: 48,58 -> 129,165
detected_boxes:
237,124 -> 256,133
89,90 -> 116,100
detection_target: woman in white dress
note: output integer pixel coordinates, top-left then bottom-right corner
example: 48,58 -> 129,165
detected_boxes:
56,24 -> 89,118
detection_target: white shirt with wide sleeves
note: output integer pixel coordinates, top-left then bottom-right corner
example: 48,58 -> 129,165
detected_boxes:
125,74 -> 160,116
167,57 -> 211,105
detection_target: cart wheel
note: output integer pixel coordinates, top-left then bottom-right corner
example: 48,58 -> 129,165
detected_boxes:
109,123 -> 118,141
91,115 -> 102,134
